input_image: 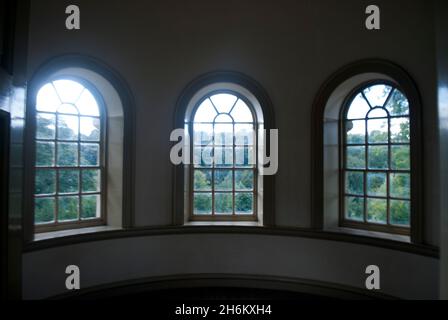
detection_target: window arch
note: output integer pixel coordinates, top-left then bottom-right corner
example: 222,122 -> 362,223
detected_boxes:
190,91 -> 257,220
33,78 -> 106,230
341,81 -> 411,234
312,60 -> 423,242
173,72 -> 275,226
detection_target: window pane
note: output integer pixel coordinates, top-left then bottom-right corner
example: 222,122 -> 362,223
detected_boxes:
367,118 -> 388,144
59,169 -> 79,194
194,99 -> 217,123
76,89 -> 100,116
345,196 -> 364,221
58,103 -> 78,115
81,195 -> 101,219
58,196 -> 79,221
80,117 -> 100,141
367,108 -> 388,119
194,170 -> 212,191
367,198 -> 387,224
210,94 -> 237,113
214,123 -> 233,146
214,147 -> 233,167
347,93 -> 370,120
390,117 -> 410,143
53,79 -> 84,103
391,145 -> 410,170
194,146 -> 213,167
36,142 -> 55,166
385,89 -> 409,116
57,142 -> 78,166
80,143 -> 99,166
36,113 -> 56,139
57,115 -> 78,140
36,83 -> 60,112
368,146 -> 388,169
390,173 -> 410,199
390,200 -> 410,226
367,173 -> 387,197
35,169 -> 56,195
193,124 -> 213,145
363,84 -> 392,108
346,120 -> 365,144
35,197 -> 55,224
235,146 -> 254,167
214,170 -> 233,191
193,193 -> 212,215
231,99 -> 253,122
345,171 -> 364,195
235,193 -> 253,215
235,170 -> 254,191
82,169 -> 101,192
235,124 -> 254,145
215,193 -> 233,215
346,146 -> 365,169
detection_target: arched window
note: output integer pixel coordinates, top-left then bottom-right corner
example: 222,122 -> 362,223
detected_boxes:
33,78 -> 105,230
342,82 -> 411,234
190,92 -> 257,220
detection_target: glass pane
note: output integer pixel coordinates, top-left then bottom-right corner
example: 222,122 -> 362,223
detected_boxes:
346,146 -> 365,169
367,118 -> 388,144
58,115 -> 79,140
390,117 -> 410,143
194,99 -> 217,123
385,89 -> 409,116
80,117 -> 100,141
215,193 -> 233,215
75,89 -> 100,116
214,124 -> 233,146
390,200 -> 410,226
345,171 -> 364,195
53,80 -> 84,103
36,113 -> 56,139
194,146 -> 213,167
363,84 -> 392,108
368,146 -> 388,169
35,169 -> 56,195
347,93 -> 370,120
231,99 -> 253,122
58,196 -> 79,221
194,170 -> 212,191
390,173 -> 411,199
214,147 -> 233,167
367,198 -> 387,224
35,197 -> 55,224
345,196 -> 364,221
235,124 -> 254,145
81,195 -> 101,219
57,142 -> 78,166
235,146 -> 254,167
214,114 -> 233,123
391,145 -> 410,170
235,170 -> 254,191
193,193 -> 212,215
346,120 -> 365,144
82,169 -> 101,192
214,170 -> 233,191
59,169 -> 79,194
210,94 -> 237,113
193,124 -> 213,145
367,108 -> 388,119
58,103 -> 78,115
367,172 -> 387,197
36,142 -> 55,166
235,193 -> 253,215
36,83 -> 60,113
80,143 -> 99,166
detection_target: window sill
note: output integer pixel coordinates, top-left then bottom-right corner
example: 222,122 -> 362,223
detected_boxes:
185,221 -> 262,227
325,226 -> 411,243
34,225 -> 122,242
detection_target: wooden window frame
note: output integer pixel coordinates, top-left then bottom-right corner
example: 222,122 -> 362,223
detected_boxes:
32,76 -> 108,233
188,90 -> 258,222
339,80 -> 411,235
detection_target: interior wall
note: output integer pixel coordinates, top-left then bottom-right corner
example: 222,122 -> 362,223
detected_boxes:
22,0 -> 441,299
